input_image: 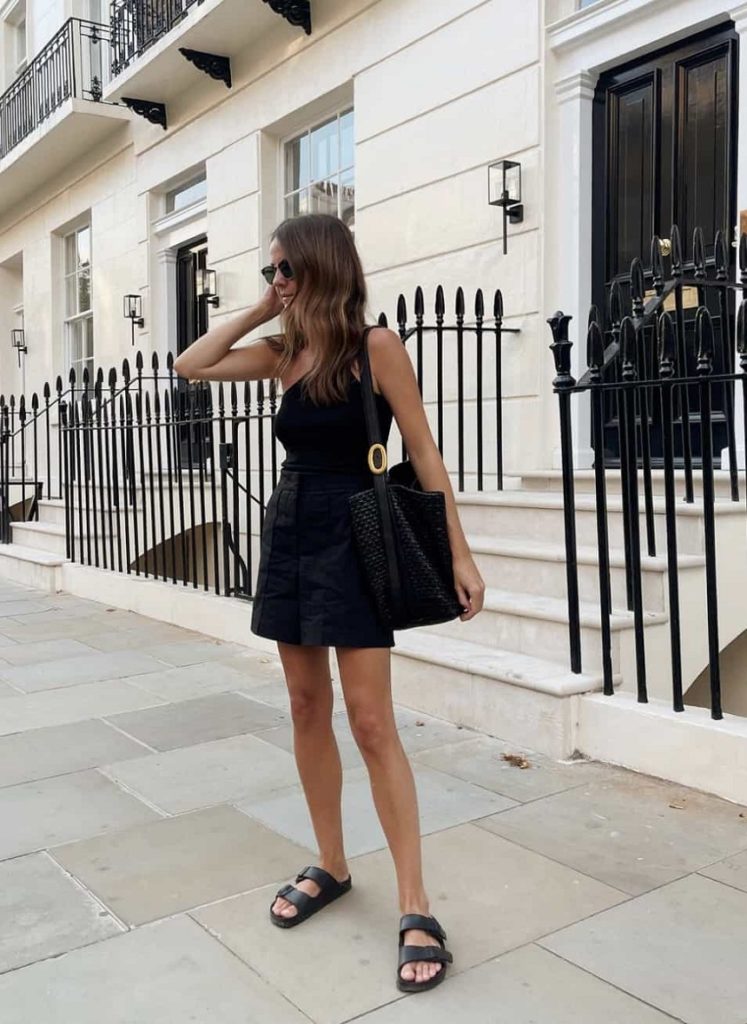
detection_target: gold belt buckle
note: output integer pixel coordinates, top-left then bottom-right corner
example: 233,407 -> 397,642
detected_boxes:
367,443 -> 387,475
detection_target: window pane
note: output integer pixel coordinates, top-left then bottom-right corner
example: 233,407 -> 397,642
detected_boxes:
84,316 -> 94,359
310,116 -> 338,181
285,134 -> 310,192
340,168 -> 355,229
340,109 -> 354,169
64,234 -> 76,274
78,267 -> 91,313
285,190 -> 309,218
308,178 -> 338,217
77,227 -> 90,271
65,274 -> 77,316
166,175 -> 207,212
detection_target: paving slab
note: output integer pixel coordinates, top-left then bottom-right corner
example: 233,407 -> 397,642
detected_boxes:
0,719 -> 151,788
103,733 -> 300,813
121,661 -> 253,700
241,763 -> 515,857
236,680 -> 293,710
0,680 -> 165,736
0,852 -> 123,973
0,769 -> 161,860
477,771 -> 747,894
142,639 -> 246,666
540,873 -> 747,1024
0,914 -> 311,1023
52,804 -> 313,925
257,708 -> 477,771
0,599 -> 55,617
0,681 -> 21,698
105,692 -> 289,751
194,822 -> 625,1024
82,622 -> 206,651
413,735 -> 619,801
353,944 -> 678,1024
0,638 -> 96,667
699,846 -> 747,893
0,650 -> 168,692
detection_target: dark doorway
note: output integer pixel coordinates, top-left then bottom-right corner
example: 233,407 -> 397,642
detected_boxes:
175,237 -> 212,463
592,23 -> 738,463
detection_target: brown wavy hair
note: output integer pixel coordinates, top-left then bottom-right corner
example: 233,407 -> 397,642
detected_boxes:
265,213 -> 369,405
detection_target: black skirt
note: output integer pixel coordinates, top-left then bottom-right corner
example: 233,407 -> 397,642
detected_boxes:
250,468 -> 395,648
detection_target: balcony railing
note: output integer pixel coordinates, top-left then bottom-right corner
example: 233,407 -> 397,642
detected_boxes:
110,0 -> 203,76
0,18 -> 111,160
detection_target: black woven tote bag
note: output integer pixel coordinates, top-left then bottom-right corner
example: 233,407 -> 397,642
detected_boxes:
348,329 -> 464,631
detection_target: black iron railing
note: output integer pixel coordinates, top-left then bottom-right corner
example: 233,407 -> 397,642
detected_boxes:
110,0 -> 203,76
0,287 -> 516,593
549,224 -> 747,720
0,19 -> 110,160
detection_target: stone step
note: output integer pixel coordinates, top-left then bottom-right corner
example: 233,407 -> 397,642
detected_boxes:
417,586 -> 666,673
516,469 -> 746,500
455,489 -> 744,555
0,542 -> 65,592
466,534 -> 704,612
11,521 -> 67,557
391,629 -> 608,758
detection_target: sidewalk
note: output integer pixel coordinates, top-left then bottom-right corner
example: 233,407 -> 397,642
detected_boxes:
0,576 -> 746,1023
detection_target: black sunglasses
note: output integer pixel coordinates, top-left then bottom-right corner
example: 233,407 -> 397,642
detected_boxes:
261,259 -> 294,285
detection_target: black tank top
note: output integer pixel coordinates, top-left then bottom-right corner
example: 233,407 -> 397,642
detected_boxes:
274,369 -> 393,474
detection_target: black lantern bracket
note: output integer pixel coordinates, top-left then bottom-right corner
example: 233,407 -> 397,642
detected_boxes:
121,97 -> 167,130
11,328 -> 27,369
179,48 -> 232,88
488,159 -> 524,255
198,268 -> 220,309
262,1 -> 312,34
123,294 -> 145,346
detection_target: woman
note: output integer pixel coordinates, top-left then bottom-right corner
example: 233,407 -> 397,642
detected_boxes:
174,213 -> 485,993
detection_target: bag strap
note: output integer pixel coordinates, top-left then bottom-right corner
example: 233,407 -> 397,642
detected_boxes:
358,327 -> 404,618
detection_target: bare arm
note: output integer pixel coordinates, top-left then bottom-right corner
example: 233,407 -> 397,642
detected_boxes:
173,287 -> 283,382
368,327 -> 485,621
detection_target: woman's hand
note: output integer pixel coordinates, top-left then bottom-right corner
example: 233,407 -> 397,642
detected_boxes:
258,283 -> 284,320
453,553 -> 485,621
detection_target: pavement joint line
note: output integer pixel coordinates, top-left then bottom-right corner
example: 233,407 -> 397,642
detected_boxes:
97,716 -> 161,754
93,766 -> 172,817
535,943 -> 688,1023
187,911 -> 320,1024
41,849 -> 131,932
694,869 -> 747,899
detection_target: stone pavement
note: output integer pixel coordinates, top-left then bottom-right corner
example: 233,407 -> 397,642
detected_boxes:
0,578 -> 746,1023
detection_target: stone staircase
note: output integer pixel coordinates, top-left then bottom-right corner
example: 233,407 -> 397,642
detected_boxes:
1,471 -> 746,771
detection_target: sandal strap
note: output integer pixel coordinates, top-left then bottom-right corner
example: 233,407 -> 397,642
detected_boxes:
274,883 -> 316,914
398,914 -> 447,942
398,945 -> 453,968
295,865 -> 343,892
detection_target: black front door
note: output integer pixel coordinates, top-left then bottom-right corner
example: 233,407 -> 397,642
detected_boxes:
592,23 -> 738,462
175,238 -> 211,463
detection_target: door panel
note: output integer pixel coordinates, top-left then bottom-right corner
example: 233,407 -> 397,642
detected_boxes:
592,23 -> 738,464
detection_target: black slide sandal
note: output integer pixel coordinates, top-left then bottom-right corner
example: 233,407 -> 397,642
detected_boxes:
396,913 -> 453,993
269,865 -> 352,929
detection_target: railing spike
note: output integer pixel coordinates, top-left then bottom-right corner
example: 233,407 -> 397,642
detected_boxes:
586,320 -> 604,383
135,350 -> 144,371
657,312 -> 676,376
31,392 -> 39,411
474,288 -> 484,318
493,288 -> 504,321
455,286 -> 465,317
397,294 -> 407,326
43,382 -> 51,399
435,285 -> 445,317
152,351 -> 160,371
620,316 -> 637,379
56,376 -> 63,395
696,306 -> 714,370
693,227 -> 706,278
414,286 -> 424,318
377,312 -> 388,327
69,367 -> 76,385
608,279 -> 623,327
122,359 -> 130,382
587,304 -> 601,330
714,230 -> 728,280
108,367 -> 117,387
547,311 -> 575,387
166,351 -> 174,370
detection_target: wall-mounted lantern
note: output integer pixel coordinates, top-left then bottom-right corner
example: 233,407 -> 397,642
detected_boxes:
123,294 -> 145,346
11,328 -> 26,368
197,267 -> 219,308
488,159 -> 524,255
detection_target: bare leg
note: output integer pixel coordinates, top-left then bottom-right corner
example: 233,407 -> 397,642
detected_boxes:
271,642 -> 350,920
335,646 -> 443,987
